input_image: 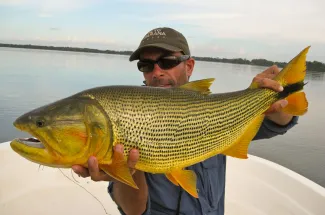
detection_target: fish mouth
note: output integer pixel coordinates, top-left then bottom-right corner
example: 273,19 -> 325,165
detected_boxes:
14,137 -> 45,149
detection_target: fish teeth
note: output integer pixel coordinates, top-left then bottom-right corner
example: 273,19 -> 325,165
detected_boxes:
18,137 -> 45,149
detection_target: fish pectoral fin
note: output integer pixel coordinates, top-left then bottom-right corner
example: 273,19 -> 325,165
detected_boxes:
99,150 -> 138,189
282,92 -> 308,116
223,114 -> 265,159
179,78 -> 215,95
167,169 -> 198,198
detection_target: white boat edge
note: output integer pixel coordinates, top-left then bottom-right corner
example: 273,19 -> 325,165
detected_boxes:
1,141 -> 324,215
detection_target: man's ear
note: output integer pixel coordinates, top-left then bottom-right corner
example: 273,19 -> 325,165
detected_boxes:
186,58 -> 195,78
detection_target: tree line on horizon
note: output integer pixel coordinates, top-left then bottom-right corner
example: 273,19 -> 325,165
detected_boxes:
1,43 -> 324,72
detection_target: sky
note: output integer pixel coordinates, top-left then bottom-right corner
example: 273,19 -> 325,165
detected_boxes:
0,0 -> 325,62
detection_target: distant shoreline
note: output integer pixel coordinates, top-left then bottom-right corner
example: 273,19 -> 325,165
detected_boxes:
1,43 -> 324,72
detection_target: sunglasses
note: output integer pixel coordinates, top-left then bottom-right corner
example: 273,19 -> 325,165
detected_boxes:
137,55 -> 190,73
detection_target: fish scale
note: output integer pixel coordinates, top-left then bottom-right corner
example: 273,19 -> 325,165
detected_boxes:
79,85 -> 277,173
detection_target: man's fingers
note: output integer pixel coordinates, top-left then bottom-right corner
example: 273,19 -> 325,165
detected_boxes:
255,65 -> 280,80
72,165 -> 90,178
263,65 -> 280,76
253,77 -> 283,92
114,144 -> 139,175
82,144 -> 139,181
88,156 -> 103,181
265,100 -> 288,114
128,149 -> 139,169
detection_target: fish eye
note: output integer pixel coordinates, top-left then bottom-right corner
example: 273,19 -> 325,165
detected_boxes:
36,119 -> 45,127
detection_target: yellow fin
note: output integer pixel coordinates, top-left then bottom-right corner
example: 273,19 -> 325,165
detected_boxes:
282,92 -> 308,116
167,169 -> 198,198
223,114 -> 265,159
165,173 -> 179,186
249,46 -> 310,89
99,151 -> 138,189
179,78 -> 215,95
274,46 -> 310,86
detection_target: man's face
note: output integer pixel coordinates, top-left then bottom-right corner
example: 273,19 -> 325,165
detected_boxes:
139,48 -> 194,88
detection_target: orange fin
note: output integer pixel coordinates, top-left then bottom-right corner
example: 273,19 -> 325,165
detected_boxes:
167,169 -> 198,198
99,151 -> 138,189
282,92 -> 308,116
223,114 -> 265,159
179,78 -> 215,95
165,173 -> 179,186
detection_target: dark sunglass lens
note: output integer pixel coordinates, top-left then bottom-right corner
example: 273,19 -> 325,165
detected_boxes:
137,61 -> 154,72
159,59 -> 179,70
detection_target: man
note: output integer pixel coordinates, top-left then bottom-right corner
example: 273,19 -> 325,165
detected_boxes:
72,27 -> 298,215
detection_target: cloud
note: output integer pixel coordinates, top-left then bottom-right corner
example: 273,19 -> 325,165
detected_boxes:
128,0 -> 325,43
0,0 -> 102,16
38,13 -> 52,18
140,13 -> 242,22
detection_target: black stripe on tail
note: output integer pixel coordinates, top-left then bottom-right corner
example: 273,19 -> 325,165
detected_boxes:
277,82 -> 307,99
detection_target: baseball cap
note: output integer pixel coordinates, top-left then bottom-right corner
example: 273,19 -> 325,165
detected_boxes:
129,27 -> 191,61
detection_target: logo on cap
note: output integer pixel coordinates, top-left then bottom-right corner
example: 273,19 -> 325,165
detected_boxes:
143,29 -> 166,41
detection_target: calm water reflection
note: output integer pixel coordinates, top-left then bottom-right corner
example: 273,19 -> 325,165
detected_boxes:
0,47 -> 324,188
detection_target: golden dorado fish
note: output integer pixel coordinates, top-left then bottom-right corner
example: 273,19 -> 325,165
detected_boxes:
10,46 -> 310,198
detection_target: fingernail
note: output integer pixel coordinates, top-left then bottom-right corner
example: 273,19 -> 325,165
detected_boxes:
279,86 -> 284,91
281,100 -> 288,107
114,144 -> 123,152
89,156 -> 96,165
72,166 -> 78,172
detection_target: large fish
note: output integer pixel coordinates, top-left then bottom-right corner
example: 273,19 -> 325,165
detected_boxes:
10,46 -> 310,198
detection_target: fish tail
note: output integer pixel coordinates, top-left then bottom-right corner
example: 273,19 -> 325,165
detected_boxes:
274,46 -> 310,116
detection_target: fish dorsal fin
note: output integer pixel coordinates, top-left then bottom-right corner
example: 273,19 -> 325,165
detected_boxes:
179,78 -> 215,95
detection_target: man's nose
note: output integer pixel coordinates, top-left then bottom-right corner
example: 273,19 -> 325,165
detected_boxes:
152,64 -> 164,77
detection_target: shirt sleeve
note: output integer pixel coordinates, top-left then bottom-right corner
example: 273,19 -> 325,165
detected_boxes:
107,181 -> 151,215
253,116 -> 299,140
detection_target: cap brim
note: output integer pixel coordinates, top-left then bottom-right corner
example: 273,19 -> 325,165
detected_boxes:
129,43 -> 182,61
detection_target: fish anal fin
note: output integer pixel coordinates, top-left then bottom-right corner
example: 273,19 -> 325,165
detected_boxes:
223,114 -> 265,159
165,173 -> 179,186
179,78 -> 215,95
283,92 -> 308,116
99,150 -> 138,189
168,169 -> 198,198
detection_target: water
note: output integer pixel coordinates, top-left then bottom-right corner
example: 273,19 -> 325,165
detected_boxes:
1,47 -> 324,188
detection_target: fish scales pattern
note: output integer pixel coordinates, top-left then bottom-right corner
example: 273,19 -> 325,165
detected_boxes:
80,86 -> 277,173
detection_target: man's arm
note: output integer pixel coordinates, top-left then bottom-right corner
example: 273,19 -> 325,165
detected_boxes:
72,144 -> 148,215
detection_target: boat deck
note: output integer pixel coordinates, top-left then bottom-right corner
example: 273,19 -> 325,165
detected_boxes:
1,141 -> 324,215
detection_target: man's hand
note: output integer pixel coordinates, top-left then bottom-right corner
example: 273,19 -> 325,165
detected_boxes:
72,144 -> 139,182
252,65 -> 293,126
72,144 -> 148,215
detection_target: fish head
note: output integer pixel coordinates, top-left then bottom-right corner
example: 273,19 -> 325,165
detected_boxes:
10,96 -> 112,167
